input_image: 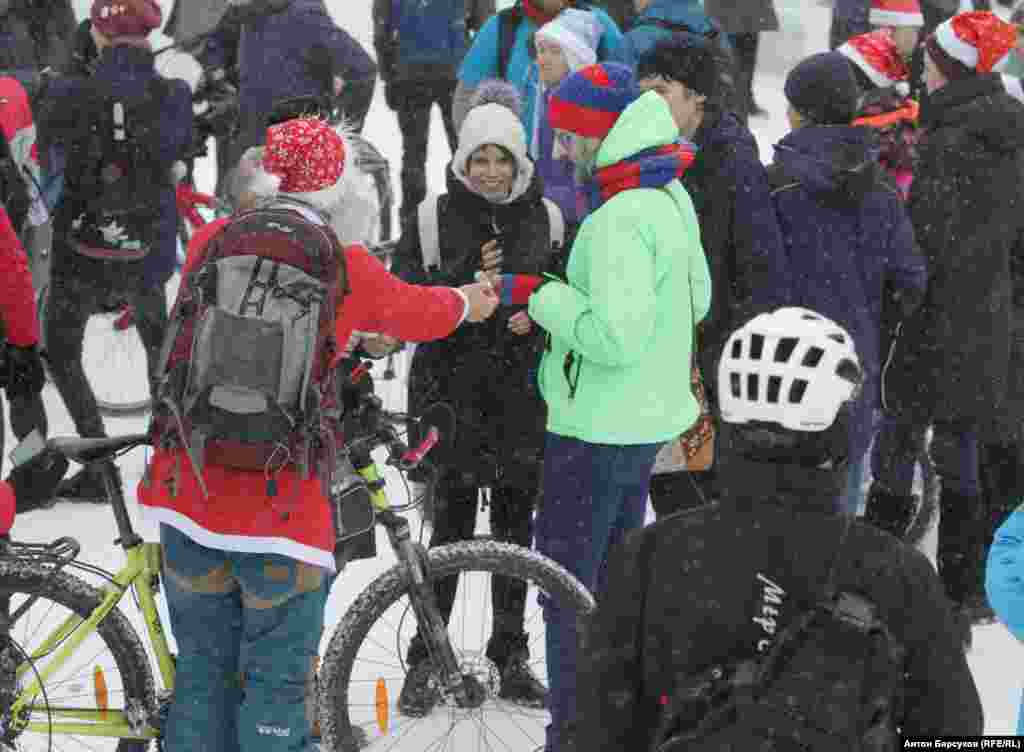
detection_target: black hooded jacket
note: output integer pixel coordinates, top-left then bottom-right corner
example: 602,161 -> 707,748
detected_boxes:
576,444 -> 984,751
886,74 -> 1024,438
391,165 -> 560,483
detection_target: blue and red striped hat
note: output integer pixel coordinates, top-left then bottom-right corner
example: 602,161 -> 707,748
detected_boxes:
548,62 -> 642,140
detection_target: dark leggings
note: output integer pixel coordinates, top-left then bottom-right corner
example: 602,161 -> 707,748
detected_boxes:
407,472 -> 537,666
45,266 -> 167,439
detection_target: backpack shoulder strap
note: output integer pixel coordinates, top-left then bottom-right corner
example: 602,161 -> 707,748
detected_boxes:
497,5 -> 521,80
541,196 -> 564,249
416,192 -> 442,272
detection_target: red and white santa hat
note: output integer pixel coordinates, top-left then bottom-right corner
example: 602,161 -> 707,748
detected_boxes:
869,0 -> 923,27
926,11 -> 1018,78
253,116 -> 355,211
839,30 -> 912,92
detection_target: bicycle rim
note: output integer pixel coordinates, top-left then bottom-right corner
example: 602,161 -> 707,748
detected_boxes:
319,540 -> 595,752
0,562 -> 155,751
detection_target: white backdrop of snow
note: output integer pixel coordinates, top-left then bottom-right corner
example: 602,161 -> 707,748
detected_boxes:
0,0 -> 1012,739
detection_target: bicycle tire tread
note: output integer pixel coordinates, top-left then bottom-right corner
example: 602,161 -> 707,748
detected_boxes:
318,539 -> 595,752
0,560 -> 156,751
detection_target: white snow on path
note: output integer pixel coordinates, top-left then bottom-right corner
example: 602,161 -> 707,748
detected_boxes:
0,0 -> 1011,740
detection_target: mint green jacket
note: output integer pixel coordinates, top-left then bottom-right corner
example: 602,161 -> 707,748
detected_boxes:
528,91 -> 712,445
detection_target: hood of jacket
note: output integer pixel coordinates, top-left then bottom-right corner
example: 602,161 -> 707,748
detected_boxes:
444,158 -> 544,217
636,0 -> 717,34
923,73 -> 1024,155
595,90 -> 683,170
698,110 -> 760,160
773,125 -> 881,206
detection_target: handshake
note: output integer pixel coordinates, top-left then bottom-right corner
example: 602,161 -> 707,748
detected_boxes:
457,238 -> 545,334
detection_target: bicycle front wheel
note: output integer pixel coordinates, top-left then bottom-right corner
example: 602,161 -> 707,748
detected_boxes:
318,540 -> 595,752
0,562 -> 156,751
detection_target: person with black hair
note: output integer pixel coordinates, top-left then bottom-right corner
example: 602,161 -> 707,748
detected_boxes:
772,51 -> 927,516
0,0 -> 77,73
576,308 -> 983,751
636,35 -> 788,517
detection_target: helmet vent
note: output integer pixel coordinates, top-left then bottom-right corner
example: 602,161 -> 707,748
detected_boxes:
766,375 -> 782,403
749,334 -> 765,360
774,337 -> 798,363
747,373 -> 759,400
788,379 -> 808,404
802,346 -> 825,368
731,339 -> 743,359
730,372 -> 741,398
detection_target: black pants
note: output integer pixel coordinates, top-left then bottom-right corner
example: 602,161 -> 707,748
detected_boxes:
407,473 -> 537,667
45,263 -> 167,439
391,79 -> 458,221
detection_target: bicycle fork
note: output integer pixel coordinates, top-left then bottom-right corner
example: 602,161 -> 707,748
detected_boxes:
378,511 -> 487,710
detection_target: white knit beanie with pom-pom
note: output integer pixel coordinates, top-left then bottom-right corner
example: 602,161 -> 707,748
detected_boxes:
452,79 -> 535,204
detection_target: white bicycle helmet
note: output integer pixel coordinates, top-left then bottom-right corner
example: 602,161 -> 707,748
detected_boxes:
718,308 -> 863,432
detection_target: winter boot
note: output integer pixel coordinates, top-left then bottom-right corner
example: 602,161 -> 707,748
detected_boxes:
7,448 -> 69,514
487,633 -> 547,708
54,461 -> 122,504
397,659 -> 440,718
863,482 -> 920,540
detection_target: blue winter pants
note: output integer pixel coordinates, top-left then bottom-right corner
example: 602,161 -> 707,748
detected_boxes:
533,433 -> 660,751
160,525 -> 330,752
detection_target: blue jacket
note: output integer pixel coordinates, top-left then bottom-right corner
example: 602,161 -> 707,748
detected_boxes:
618,0 -> 719,69
987,504 -> 1024,733
43,45 -> 192,288
458,2 -> 624,149
769,125 -> 927,459
201,0 -> 377,151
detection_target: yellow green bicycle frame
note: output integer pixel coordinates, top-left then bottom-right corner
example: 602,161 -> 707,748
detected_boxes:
9,542 -> 176,741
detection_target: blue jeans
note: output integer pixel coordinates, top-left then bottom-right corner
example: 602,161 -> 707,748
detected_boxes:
160,525 -> 330,752
533,433 -> 660,751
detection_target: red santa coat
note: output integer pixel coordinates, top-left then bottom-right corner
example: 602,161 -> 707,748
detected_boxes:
0,78 -> 40,348
138,215 -> 467,570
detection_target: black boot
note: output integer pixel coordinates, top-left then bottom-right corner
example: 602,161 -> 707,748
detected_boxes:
54,461 -> 122,504
7,448 -> 69,514
487,632 -> 547,708
863,482 -> 920,540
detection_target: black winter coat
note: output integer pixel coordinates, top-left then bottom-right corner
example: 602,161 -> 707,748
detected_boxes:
886,75 -> 1024,438
685,112 -> 789,385
391,166 -> 560,487
577,449 -> 984,751
0,0 -> 77,73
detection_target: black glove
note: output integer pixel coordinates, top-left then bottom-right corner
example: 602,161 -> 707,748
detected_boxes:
4,345 -> 46,399
384,79 -> 400,111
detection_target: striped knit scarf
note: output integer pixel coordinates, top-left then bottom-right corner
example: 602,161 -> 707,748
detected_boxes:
586,141 -> 697,209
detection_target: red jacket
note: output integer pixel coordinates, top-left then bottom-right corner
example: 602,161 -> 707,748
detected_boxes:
139,214 -> 466,570
0,77 -> 39,348
0,207 -> 38,347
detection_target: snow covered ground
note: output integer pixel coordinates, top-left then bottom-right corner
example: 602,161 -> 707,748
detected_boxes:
2,1 -> 1016,746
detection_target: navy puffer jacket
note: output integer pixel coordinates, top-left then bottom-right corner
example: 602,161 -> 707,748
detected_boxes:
768,125 -> 927,459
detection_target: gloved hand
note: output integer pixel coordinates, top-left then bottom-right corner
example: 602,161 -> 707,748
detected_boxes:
494,274 -> 547,306
4,345 -> 46,400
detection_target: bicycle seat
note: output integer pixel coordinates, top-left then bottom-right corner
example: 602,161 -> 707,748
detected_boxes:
50,434 -> 152,465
